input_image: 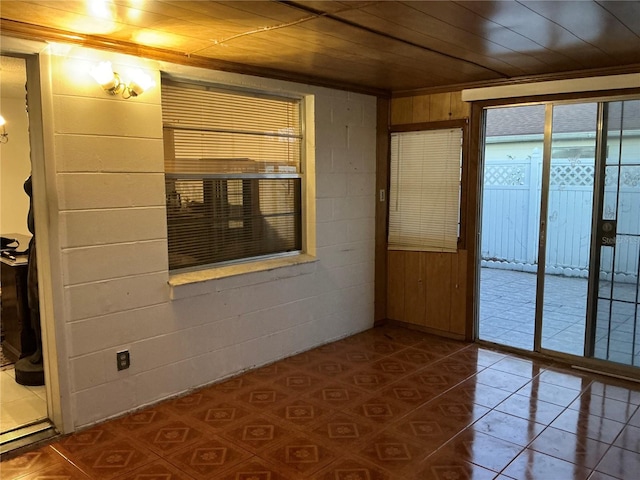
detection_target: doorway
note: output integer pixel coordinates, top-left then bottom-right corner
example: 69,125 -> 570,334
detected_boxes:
478,98 -> 640,369
0,54 -> 51,450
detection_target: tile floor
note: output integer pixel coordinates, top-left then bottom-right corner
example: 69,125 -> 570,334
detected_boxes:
2,324 -> 640,479
479,267 -> 640,365
0,366 -> 47,432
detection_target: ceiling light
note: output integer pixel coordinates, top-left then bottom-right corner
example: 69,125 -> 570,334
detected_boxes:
90,61 -> 155,99
0,115 -> 8,144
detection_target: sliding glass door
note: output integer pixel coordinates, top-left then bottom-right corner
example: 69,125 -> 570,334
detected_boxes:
478,98 -> 640,369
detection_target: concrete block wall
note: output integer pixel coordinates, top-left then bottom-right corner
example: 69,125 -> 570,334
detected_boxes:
44,47 -> 377,429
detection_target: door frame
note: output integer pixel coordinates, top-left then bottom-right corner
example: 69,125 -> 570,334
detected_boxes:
473,92 -> 640,380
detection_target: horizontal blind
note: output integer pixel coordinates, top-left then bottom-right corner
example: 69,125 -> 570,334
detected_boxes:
388,128 -> 462,253
162,80 -> 303,270
163,82 -> 301,174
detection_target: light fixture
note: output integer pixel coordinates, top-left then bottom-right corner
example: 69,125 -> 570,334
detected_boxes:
90,61 -> 155,99
0,115 -> 8,144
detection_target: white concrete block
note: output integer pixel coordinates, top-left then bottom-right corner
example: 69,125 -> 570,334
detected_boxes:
332,99 -> 364,127
53,96 -> 163,138
58,173 -> 165,210
73,377 -> 138,428
317,219 -> 349,247
63,240 -> 168,286
333,195 -> 375,220
347,217 -> 376,242
317,173 -> 347,198
59,207 -> 167,248
347,173 -> 376,197
65,272 -> 170,321
68,303 -> 173,357
55,135 -> 164,173
316,198 -> 334,222
317,240 -> 375,269
70,352 -> 107,392
133,360 -> 195,407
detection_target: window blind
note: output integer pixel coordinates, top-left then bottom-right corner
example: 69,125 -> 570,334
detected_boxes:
388,128 -> 462,253
162,80 -> 303,270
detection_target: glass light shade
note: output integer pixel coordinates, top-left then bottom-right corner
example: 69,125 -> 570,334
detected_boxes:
0,115 -> 5,126
91,61 -> 117,90
128,69 -> 155,96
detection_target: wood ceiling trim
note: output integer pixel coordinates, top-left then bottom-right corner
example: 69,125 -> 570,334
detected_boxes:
0,18 -> 389,97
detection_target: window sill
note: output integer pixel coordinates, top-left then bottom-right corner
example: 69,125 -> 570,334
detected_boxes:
169,254 -> 318,300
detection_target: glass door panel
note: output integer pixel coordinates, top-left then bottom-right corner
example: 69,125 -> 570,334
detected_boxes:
540,103 -> 598,355
478,105 -> 545,350
593,100 -> 640,365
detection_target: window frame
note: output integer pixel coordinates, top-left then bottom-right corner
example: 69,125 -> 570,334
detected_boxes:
161,76 -> 311,274
388,119 -> 469,251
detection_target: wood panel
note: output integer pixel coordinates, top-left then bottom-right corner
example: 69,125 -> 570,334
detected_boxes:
375,97 -> 390,324
386,89 -> 473,338
403,251 -> 426,326
387,250 -> 405,321
424,252 -> 452,331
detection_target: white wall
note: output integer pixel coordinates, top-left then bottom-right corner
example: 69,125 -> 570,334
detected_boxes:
0,92 -> 32,237
41,46 -> 377,429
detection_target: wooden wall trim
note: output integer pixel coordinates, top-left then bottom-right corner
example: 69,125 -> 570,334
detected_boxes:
375,97 -> 390,325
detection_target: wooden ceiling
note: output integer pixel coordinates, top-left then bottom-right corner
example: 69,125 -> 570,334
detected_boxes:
1,1 -> 640,95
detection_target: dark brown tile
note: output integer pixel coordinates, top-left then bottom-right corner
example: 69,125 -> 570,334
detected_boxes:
302,382 -> 369,408
474,367 -> 533,393
131,419 -> 209,455
538,368 -> 592,392
267,398 -> 334,429
156,392 -> 210,416
115,459 -> 197,480
490,356 -> 544,378
550,408 -> 625,444
588,381 -> 640,405
412,396 -> 490,433
7,461 -> 91,480
303,359 -> 355,378
221,415 -> 294,453
340,368 -> 397,392
356,432 -> 428,474
614,424 -> 640,452
568,392 -> 638,423
312,455 -> 399,480
188,401 -> 254,433
517,379 -> 582,407
503,448 -> 591,480
387,347 -> 443,368
235,386 -> 293,410
262,435 -> 339,477
597,445 -> 640,479
309,412 -> 378,448
495,392 -> 565,425
112,408 -> 178,433
379,380 -> 435,407
166,436 -> 252,480
202,376 -> 258,399
347,397 -> 409,426
72,439 -> 158,480
0,446 -> 66,480
529,426 -> 609,469
446,377 -> 513,408
413,450 -> 497,480
216,458 -> 297,480
437,429 -> 523,473
51,424 -> 123,456
471,410 -> 544,447
368,357 -> 418,377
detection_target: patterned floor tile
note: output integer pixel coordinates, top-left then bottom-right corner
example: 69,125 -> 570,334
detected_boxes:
188,401 -> 254,433
312,455 -> 399,480
356,432 -> 427,474
415,450 -> 498,480
0,446 -> 66,480
72,439 -> 158,480
340,368 -> 396,392
7,461 -> 91,480
302,382 -> 369,409
51,424 -> 123,456
309,412 -> 378,449
235,386 -> 293,411
115,459 -> 197,480
262,435 -> 339,477
131,419 -> 209,455
267,398 -> 334,429
112,408 -> 178,434
221,415 -> 294,453
216,458 -> 297,480
166,436 -> 252,480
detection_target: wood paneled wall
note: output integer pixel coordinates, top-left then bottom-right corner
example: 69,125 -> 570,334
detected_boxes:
387,91 -> 474,339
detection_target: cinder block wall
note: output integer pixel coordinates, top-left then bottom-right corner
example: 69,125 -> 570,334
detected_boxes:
44,47 -> 377,429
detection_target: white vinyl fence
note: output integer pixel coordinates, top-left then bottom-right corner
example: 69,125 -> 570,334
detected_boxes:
481,152 -> 640,282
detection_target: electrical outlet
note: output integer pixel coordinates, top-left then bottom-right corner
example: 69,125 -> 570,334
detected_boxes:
116,350 -> 130,371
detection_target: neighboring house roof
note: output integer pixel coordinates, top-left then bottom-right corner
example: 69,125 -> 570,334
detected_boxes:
486,101 -> 640,137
